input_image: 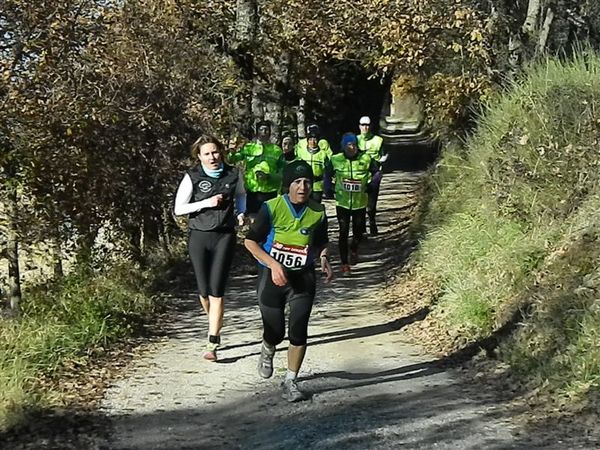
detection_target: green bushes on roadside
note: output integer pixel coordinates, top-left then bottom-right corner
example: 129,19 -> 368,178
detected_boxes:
414,50 -> 600,407
0,262 -> 157,430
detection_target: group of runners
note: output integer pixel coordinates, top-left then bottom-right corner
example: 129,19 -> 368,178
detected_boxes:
173,116 -> 386,402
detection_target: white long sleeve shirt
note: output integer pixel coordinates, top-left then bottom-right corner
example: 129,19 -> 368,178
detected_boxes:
174,171 -> 246,217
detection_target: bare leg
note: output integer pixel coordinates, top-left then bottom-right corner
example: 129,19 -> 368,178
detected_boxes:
208,296 -> 224,337
199,295 -> 210,315
282,344 -> 309,401
287,344 -> 307,372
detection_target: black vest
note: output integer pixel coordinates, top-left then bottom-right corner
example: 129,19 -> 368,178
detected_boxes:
187,164 -> 239,232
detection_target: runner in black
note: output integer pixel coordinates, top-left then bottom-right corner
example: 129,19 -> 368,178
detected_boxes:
174,134 -> 246,361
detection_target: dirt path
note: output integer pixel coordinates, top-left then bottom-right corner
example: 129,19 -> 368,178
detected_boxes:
100,170 -> 567,450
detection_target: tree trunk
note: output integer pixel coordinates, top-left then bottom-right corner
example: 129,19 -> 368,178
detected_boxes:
251,81 -> 264,124
296,94 -> 306,139
233,0 -> 258,137
264,51 -> 290,143
159,205 -> 172,254
76,223 -> 97,269
6,186 -> 21,313
235,0 -> 257,44
536,8 -> 555,55
507,33 -> 523,77
522,0 -> 542,35
52,235 -> 63,279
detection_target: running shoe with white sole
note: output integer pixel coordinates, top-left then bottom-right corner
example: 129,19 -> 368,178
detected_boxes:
257,343 -> 275,378
281,379 -> 307,402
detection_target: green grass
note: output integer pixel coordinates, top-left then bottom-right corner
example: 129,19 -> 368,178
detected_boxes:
413,49 -> 600,409
0,262 -> 158,431
419,208 -> 545,338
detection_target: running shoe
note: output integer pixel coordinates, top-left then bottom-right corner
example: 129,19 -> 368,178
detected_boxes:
203,343 -> 218,362
341,264 -> 351,276
281,379 -> 307,402
257,343 -> 275,378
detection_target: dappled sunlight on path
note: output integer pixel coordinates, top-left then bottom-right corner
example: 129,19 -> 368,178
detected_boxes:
99,170 -> 563,449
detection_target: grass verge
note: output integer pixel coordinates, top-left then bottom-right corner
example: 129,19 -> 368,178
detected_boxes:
397,50 -> 600,415
0,260 -> 162,431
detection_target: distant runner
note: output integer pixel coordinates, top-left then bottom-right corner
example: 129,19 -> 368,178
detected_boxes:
357,116 -> 386,236
294,124 -> 332,203
281,131 -> 297,163
325,132 -> 380,276
244,160 -> 333,402
228,120 -> 284,219
174,135 -> 246,361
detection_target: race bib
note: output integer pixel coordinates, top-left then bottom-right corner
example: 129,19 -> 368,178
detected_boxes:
269,241 -> 309,269
342,179 -> 362,192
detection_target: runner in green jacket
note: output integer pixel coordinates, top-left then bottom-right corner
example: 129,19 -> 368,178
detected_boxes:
228,121 -> 284,217
294,124 -> 332,203
281,131 -> 297,163
325,132 -> 380,276
357,116 -> 386,235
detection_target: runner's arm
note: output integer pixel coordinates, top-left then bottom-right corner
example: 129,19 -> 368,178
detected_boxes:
313,215 -> 332,282
234,171 -> 247,223
368,158 -> 382,189
369,158 -> 381,175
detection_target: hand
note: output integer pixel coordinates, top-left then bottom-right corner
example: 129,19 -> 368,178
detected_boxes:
320,257 -> 333,283
228,136 -> 247,152
379,154 -> 389,163
204,194 -> 223,208
270,262 -> 288,286
237,213 -> 246,227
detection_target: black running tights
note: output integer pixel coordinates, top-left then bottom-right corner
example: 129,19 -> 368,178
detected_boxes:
257,266 -> 316,346
336,206 -> 366,264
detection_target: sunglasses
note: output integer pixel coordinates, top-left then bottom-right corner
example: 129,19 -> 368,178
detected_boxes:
359,123 -> 369,126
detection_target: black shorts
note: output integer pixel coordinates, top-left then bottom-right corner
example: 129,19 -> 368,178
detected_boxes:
257,266 -> 316,346
188,229 -> 236,297
246,191 -> 277,215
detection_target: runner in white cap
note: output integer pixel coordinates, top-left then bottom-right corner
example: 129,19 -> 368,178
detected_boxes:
357,116 -> 386,235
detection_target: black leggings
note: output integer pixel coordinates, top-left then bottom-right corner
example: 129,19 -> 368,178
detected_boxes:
188,229 -> 236,297
336,206 -> 366,264
257,266 -> 316,346
367,178 -> 381,215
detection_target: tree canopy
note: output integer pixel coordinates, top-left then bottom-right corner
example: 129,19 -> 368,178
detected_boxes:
1,0 -> 598,306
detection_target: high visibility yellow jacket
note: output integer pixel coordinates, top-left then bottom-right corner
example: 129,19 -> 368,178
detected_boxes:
357,133 -> 384,161
228,141 -> 284,193
294,139 -> 332,192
